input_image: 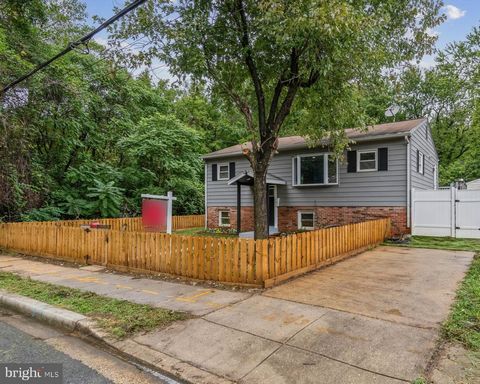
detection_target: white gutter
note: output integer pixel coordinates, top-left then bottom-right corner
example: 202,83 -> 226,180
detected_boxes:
405,136 -> 411,228
204,162 -> 208,229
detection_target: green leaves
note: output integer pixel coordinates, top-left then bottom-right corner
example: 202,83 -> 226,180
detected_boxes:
2,2 -> 241,221
390,27 -> 480,185
86,180 -> 125,218
109,0 -> 443,140
119,112 -> 205,215
20,206 -> 63,222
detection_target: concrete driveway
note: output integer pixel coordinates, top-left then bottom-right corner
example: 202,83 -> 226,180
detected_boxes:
135,246 -> 473,383
0,246 -> 474,383
264,246 -> 472,329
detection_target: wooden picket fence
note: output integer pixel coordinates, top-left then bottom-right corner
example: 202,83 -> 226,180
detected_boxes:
3,215 -> 205,232
0,218 -> 390,287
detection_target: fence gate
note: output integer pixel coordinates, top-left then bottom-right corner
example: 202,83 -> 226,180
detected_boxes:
412,187 -> 480,238
455,190 -> 480,239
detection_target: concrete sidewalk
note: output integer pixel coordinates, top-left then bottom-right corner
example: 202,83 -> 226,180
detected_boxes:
0,246 -> 474,383
0,255 -> 250,316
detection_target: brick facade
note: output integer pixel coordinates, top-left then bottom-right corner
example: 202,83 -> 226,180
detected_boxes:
207,206 -> 408,235
278,206 -> 408,236
207,206 -> 254,232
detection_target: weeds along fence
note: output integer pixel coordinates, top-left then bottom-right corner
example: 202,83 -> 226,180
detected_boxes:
2,215 -> 205,232
0,218 -> 390,287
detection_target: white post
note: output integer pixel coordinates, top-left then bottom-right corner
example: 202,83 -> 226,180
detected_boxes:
451,186 -> 456,238
411,188 -> 415,235
166,191 -> 173,235
406,137 -> 411,228
141,192 -> 176,234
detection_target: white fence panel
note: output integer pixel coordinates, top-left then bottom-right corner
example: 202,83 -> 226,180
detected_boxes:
456,190 -> 480,239
412,189 -> 454,237
412,188 -> 480,238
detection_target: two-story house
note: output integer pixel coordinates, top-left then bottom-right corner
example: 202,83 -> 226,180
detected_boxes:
202,118 -> 438,235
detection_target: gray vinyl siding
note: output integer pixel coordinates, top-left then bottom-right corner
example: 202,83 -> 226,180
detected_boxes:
206,159 -> 255,206
410,121 -> 438,190
206,138 -> 408,208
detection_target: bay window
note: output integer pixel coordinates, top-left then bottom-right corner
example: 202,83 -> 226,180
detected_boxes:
293,153 -> 338,186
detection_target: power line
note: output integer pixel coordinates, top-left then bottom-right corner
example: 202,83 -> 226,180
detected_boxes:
78,35 -> 149,73
1,0 -> 148,96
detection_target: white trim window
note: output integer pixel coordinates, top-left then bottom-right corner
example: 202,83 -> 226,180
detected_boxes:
217,163 -> 230,180
298,211 -> 315,230
357,150 -> 377,172
292,153 -> 338,186
218,210 -> 230,227
418,152 -> 425,174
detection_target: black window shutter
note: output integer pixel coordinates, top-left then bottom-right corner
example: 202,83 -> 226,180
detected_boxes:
212,164 -> 217,181
416,150 -> 420,172
293,157 -> 298,185
347,150 -> 357,173
229,162 -> 235,179
378,148 -> 388,171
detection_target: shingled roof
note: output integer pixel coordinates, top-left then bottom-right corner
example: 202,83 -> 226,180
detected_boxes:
202,118 -> 427,160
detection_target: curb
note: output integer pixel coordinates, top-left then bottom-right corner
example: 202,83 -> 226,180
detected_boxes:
0,290 -> 233,384
0,290 -> 87,332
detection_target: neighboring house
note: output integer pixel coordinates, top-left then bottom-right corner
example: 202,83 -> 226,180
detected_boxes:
467,178 -> 480,190
202,118 -> 438,235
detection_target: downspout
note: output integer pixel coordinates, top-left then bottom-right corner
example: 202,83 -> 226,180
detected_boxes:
405,136 -> 411,228
204,162 -> 208,229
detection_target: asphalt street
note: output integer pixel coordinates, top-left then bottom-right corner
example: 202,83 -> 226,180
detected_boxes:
0,311 -> 177,384
0,319 -> 110,383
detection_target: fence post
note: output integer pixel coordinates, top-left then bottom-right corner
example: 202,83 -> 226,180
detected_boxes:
410,188 -> 415,235
260,240 -> 267,283
254,239 -> 269,285
451,186 -> 457,238
103,231 -> 109,266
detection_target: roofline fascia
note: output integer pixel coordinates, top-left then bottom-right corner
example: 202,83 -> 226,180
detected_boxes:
202,132 -> 413,161
202,152 -> 246,160
408,118 -> 428,136
407,119 -> 439,160
349,131 -> 412,143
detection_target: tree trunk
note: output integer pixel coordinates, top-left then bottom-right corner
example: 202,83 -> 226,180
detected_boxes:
252,158 -> 269,239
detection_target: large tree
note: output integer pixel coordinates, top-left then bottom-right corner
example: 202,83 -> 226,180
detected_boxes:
111,0 -> 443,238
376,26 -> 480,185
0,1 -> 218,221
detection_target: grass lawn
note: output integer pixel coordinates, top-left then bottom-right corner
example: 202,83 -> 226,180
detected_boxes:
443,253 -> 480,351
0,272 -> 186,339
385,235 -> 480,252
174,226 -> 238,238
387,236 -> 480,352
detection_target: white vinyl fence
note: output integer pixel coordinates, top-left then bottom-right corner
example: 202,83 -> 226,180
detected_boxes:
412,187 -> 480,238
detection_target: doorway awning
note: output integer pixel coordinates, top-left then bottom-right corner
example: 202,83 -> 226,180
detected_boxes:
227,171 -> 287,186
228,171 -> 286,235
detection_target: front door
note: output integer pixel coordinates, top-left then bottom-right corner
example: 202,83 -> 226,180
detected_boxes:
268,185 -> 276,227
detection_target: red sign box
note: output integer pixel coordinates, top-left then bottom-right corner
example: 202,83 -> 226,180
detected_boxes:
142,199 -> 168,231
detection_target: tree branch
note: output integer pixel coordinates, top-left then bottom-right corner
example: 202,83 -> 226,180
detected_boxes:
272,48 -> 301,134
266,76 -> 285,129
299,69 -> 320,88
201,41 -> 255,133
235,0 -> 266,137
